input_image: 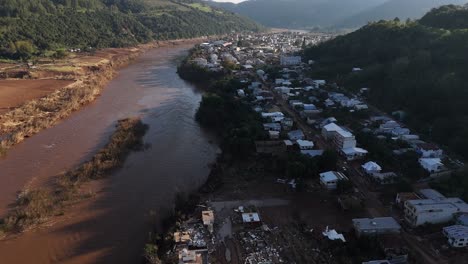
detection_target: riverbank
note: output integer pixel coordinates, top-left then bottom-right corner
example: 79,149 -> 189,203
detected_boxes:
0,118 -> 148,237
0,38 -> 206,155
0,44 -> 218,264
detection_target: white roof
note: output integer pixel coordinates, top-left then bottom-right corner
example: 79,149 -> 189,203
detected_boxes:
362,161 -> 382,172
323,123 -> 343,132
342,147 -> 368,155
296,140 -> 314,148
335,129 -> 354,138
320,171 -> 346,182
419,158 -> 443,166
242,212 -> 260,223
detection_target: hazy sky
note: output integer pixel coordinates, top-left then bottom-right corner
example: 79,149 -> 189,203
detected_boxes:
211,0 -> 247,3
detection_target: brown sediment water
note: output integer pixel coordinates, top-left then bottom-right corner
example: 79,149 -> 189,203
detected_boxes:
0,45 -> 218,263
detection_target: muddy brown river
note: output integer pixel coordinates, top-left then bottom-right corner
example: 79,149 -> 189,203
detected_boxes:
0,45 -> 218,263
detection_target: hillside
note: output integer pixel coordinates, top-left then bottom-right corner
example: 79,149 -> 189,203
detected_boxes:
303,4 -> 468,159
338,0 -> 467,28
0,0 -> 262,60
207,0 -> 387,28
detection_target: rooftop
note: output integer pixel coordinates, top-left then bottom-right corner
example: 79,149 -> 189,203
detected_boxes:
320,171 -> 347,182
352,217 -> 401,231
322,122 -> 343,132
419,189 -> 446,201
443,225 -> 468,239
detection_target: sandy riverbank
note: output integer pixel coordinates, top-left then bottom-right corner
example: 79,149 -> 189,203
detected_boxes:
0,38 -> 206,154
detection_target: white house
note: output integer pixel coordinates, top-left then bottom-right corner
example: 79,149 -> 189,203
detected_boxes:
416,143 -> 443,158
296,140 -> 314,150
419,158 -> 444,173
333,129 -> 357,150
287,130 -> 305,141
443,225 -> 468,248
362,161 -> 382,174
320,171 -> 348,190
342,147 -> 368,161
321,123 -> 343,139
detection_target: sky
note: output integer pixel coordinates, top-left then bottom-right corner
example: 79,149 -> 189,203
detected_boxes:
211,0 -> 247,3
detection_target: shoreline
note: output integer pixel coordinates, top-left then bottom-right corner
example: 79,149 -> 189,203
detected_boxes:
0,37 -> 206,155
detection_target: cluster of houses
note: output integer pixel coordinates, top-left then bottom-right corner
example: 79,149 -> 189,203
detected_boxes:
187,31 -> 468,264
190,32 -> 332,75
363,115 -> 448,174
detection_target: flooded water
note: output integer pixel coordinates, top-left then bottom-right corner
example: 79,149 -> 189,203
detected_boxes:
0,45 -> 218,263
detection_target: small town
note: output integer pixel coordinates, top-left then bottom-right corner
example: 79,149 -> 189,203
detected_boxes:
161,31 -> 468,264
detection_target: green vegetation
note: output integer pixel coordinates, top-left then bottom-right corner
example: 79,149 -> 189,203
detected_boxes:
304,5 -> 468,160
431,168 -> 468,201
195,78 -> 266,159
0,118 -> 148,234
420,4 -> 468,29
0,0 -> 263,60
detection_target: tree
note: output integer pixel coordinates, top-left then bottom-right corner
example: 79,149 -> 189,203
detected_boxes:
336,180 -> 354,194
143,244 -> 161,264
11,41 -> 36,60
318,150 -> 338,171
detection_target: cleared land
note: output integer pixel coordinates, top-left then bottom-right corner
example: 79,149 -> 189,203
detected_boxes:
0,80 -> 73,114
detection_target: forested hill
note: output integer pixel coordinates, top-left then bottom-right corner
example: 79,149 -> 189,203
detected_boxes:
303,4 -> 468,159
337,0 -> 467,28
0,0 -> 262,60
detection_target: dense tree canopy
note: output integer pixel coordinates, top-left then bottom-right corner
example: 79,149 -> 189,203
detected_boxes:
304,5 -> 468,159
0,0 -> 262,59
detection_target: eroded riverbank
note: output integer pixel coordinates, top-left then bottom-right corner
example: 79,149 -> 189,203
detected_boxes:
0,44 -> 218,263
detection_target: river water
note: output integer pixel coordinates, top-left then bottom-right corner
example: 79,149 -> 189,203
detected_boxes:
0,45 -> 218,263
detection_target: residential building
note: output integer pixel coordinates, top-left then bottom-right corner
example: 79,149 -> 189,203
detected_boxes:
333,129 -> 357,150
362,161 -> 382,174
443,225 -> 468,248
419,158 -> 444,173
352,217 -> 401,236
320,171 -> 348,190
296,140 -> 314,150
342,147 -> 368,161
301,149 -> 324,157
287,130 -> 305,141
322,123 -> 343,139
415,143 -> 443,158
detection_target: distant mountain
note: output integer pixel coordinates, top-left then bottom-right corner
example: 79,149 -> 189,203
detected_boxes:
337,0 -> 468,28
206,0 -> 388,28
0,0 -> 263,59
206,0 -> 468,29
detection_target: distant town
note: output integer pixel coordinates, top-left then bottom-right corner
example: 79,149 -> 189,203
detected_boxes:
153,31 -> 468,264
